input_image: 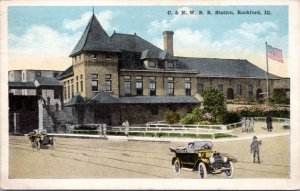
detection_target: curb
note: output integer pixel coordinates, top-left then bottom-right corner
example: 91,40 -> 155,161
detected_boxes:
45,132 -> 290,143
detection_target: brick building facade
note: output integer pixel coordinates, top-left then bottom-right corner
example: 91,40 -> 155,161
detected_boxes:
57,13 -> 289,125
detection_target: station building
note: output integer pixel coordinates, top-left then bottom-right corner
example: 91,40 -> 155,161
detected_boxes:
57,13 -> 289,126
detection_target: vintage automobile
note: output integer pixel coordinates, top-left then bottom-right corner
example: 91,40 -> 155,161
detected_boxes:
28,129 -> 55,150
170,141 -> 234,179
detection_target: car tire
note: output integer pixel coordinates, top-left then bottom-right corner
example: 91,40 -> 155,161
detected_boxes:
173,159 -> 181,174
34,139 -> 40,150
224,161 -> 234,178
198,162 -> 207,179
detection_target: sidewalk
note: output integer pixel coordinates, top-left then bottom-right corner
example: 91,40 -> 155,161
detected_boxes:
47,131 -> 290,143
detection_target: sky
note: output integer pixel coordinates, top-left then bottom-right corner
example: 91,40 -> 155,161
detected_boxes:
8,6 -> 288,77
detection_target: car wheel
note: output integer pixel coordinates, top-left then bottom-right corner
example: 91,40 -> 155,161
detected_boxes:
34,139 -> 40,150
198,162 -> 207,179
173,159 -> 181,174
224,161 -> 234,178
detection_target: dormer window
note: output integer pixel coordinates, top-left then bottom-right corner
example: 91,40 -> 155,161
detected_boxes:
166,61 -> 174,69
105,54 -> 111,61
148,60 -> 157,68
91,54 -> 97,60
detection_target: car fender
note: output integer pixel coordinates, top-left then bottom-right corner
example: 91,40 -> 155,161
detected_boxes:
172,157 -> 182,167
193,158 -> 209,171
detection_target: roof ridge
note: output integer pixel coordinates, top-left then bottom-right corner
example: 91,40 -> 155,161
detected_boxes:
177,56 -> 247,61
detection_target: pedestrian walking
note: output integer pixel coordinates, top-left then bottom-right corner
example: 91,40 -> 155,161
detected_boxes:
123,120 -> 129,137
266,115 -> 273,132
250,136 -> 262,163
241,117 -> 246,132
250,118 -> 255,132
245,117 -> 251,133
102,123 -> 107,136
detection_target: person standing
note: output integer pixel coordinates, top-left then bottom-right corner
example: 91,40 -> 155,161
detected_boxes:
266,115 -> 273,131
123,120 -> 129,137
250,136 -> 262,163
250,118 -> 255,132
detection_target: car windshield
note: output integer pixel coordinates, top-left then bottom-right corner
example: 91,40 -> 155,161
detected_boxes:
190,141 -> 213,150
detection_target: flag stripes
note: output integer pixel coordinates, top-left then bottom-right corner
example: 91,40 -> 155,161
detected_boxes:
266,45 -> 283,63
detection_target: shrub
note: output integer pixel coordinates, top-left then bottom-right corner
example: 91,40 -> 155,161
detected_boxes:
164,111 -> 180,124
201,88 -> 227,122
214,133 -> 235,139
220,111 -> 241,124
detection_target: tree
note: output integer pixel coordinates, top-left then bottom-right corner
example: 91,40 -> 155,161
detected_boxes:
201,88 -> 227,122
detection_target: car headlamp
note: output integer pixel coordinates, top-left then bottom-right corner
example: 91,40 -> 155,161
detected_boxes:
209,156 -> 215,163
223,157 -> 228,163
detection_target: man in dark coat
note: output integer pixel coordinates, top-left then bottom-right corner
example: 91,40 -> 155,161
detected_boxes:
266,115 -> 273,131
250,136 -> 262,163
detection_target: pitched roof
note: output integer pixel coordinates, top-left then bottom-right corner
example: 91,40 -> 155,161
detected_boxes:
88,91 -> 119,104
110,33 -> 162,54
118,96 -> 200,104
177,57 -> 281,79
56,65 -> 73,80
35,77 -> 62,86
64,93 -> 86,107
70,14 -> 119,57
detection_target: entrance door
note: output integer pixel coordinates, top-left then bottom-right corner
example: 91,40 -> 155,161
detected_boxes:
256,89 -> 263,99
227,88 -> 234,100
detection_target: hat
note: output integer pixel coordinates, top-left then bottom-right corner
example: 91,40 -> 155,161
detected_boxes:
253,136 -> 257,140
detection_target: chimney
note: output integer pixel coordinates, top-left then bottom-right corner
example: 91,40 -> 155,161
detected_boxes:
163,31 -> 174,56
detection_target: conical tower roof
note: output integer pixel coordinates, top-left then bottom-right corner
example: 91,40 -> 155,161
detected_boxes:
69,13 -> 119,57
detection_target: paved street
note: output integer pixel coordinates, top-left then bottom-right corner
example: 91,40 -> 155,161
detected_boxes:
9,133 -> 289,179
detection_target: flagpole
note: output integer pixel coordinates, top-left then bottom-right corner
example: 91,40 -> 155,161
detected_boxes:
265,42 -> 269,103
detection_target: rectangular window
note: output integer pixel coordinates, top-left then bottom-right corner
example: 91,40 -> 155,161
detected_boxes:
64,86 -> 67,100
248,85 -> 253,99
198,83 -> 204,92
149,82 -> 156,96
105,74 -> 112,92
136,81 -> 143,95
166,61 -> 174,68
136,76 -> 142,80
91,74 -> 98,92
124,75 -> 131,80
80,74 -> 83,80
125,81 -> 131,95
185,82 -> 191,96
80,81 -> 83,92
149,77 -> 156,96
167,82 -> 174,96
67,86 -> 70,99
76,76 -> 78,81
236,84 -> 242,95
71,84 -> 74,97
167,77 -> 174,81
217,84 -> 223,92
76,82 -> 79,93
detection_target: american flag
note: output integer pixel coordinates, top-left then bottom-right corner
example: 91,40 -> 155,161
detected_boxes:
267,45 -> 283,63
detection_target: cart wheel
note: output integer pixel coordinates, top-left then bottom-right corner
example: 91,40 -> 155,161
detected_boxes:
34,139 -> 40,150
224,161 -> 234,178
198,162 -> 207,179
173,159 -> 181,174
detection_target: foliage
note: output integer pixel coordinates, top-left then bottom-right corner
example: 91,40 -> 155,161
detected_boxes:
270,89 -> 289,104
220,111 -> 241,124
180,108 -> 212,124
237,104 -> 290,118
164,111 -> 180,124
201,88 -> 227,121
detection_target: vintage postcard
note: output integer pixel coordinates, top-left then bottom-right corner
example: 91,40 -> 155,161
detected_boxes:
1,0 -> 300,190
